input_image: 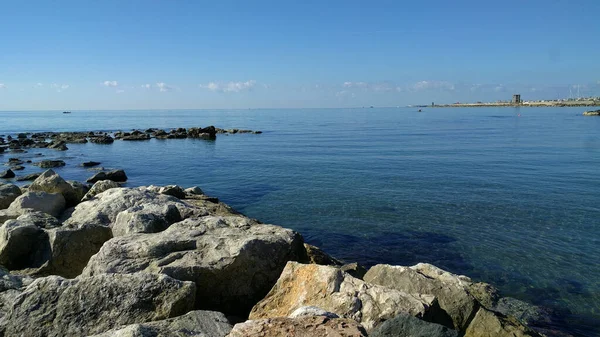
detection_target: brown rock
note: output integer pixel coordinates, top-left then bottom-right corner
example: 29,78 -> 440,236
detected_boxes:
228,316 -> 367,337
464,307 -> 543,337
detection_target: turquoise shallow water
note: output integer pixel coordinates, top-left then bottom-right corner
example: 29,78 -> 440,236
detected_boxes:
1,108 -> 599,335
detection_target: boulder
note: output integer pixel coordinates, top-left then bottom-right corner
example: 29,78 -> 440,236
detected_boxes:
28,170 -> 79,206
34,160 -> 66,168
583,109 -> 600,116
48,140 -> 68,151
228,316 -> 368,337
464,307 -> 543,337
81,161 -> 101,167
67,180 -> 89,204
88,310 -> 233,337
112,203 -> 182,237
340,262 -> 368,279
249,262 -> 441,332
121,134 -> 150,141
7,191 -> 66,217
82,215 -> 306,316
65,187 -> 189,228
159,185 -> 186,199
15,172 -> 41,181
0,218 -> 48,270
0,170 -> 14,179
370,313 -> 459,337
90,135 -> 114,144
304,243 -> 343,266
364,263 -> 491,331
0,184 -> 21,209
11,165 -> 24,171
81,180 -> 120,201
185,186 -> 204,195
12,211 -> 61,229
87,169 -> 128,183
493,297 -> 552,327
4,273 -> 196,337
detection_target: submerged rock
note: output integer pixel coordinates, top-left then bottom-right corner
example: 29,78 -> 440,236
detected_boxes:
249,262 -> 441,332
81,161 -> 101,167
89,135 -> 114,144
15,172 -> 41,182
82,215 -> 306,316
4,273 -> 196,337
88,310 -> 233,337
228,316 -> 368,337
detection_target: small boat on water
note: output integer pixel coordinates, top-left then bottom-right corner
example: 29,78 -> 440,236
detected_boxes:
63,111 -> 71,114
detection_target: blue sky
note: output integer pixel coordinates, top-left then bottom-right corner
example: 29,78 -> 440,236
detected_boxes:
1,0 -> 599,110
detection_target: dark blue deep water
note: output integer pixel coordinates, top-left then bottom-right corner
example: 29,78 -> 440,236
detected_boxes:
1,108 -> 599,335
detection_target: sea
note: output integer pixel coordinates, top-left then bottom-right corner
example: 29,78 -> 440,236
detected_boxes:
1,107 -> 599,336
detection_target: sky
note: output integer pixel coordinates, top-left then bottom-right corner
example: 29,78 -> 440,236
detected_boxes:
1,0 -> 599,110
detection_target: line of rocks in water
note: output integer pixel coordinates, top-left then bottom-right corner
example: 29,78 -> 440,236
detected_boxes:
0,125 -> 262,153
0,170 -> 554,336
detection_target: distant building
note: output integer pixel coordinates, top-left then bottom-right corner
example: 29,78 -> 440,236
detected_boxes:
512,94 -> 521,104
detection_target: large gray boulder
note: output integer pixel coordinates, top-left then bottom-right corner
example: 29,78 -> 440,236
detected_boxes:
249,262 -> 441,332
82,215 -> 306,316
364,263 -> 493,331
64,187 -> 189,228
370,313 -> 459,337
88,310 -> 233,337
7,191 -> 66,217
0,184 -> 21,210
4,273 -> 196,337
81,180 -> 119,201
0,211 -> 110,277
28,169 -> 79,206
112,203 -> 181,237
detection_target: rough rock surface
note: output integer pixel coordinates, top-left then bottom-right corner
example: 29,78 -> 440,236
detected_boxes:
370,313 -> 459,337
87,169 -> 128,183
4,273 -> 196,337
28,169 -> 79,206
82,215 -> 306,316
88,310 -> 233,337
464,307 -> 543,337
289,306 -> 340,319
0,169 -> 14,179
0,217 -> 48,269
34,160 -> 66,168
7,191 -> 66,217
228,316 -> 368,337
0,184 -> 21,209
583,109 -> 600,116
304,243 -> 343,266
15,172 -> 41,181
249,262 -> 439,332
364,263 -> 494,331
81,180 -> 120,201
112,203 -> 182,236
65,187 -> 188,227
159,185 -> 186,199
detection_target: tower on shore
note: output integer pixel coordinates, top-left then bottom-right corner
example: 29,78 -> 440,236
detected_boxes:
512,94 -> 521,104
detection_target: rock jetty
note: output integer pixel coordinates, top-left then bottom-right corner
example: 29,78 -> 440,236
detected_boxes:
0,170 -> 547,336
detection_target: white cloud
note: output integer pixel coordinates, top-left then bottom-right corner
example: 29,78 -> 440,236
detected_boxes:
0,83 -> 5,89
200,80 -> 257,93
51,83 -> 70,92
116,89 -> 125,94
141,84 -> 151,89
156,82 -> 172,92
411,80 -> 455,91
103,80 -> 118,87
35,82 -> 43,87
342,81 -> 398,92
343,81 -> 369,88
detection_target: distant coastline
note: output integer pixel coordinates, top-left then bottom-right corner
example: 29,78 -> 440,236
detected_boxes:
428,99 -> 600,108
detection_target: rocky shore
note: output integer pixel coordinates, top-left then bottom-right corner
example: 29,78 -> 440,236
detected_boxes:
0,166 -> 556,336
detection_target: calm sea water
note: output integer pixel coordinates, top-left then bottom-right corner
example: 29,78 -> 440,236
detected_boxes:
1,108 -> 599,335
